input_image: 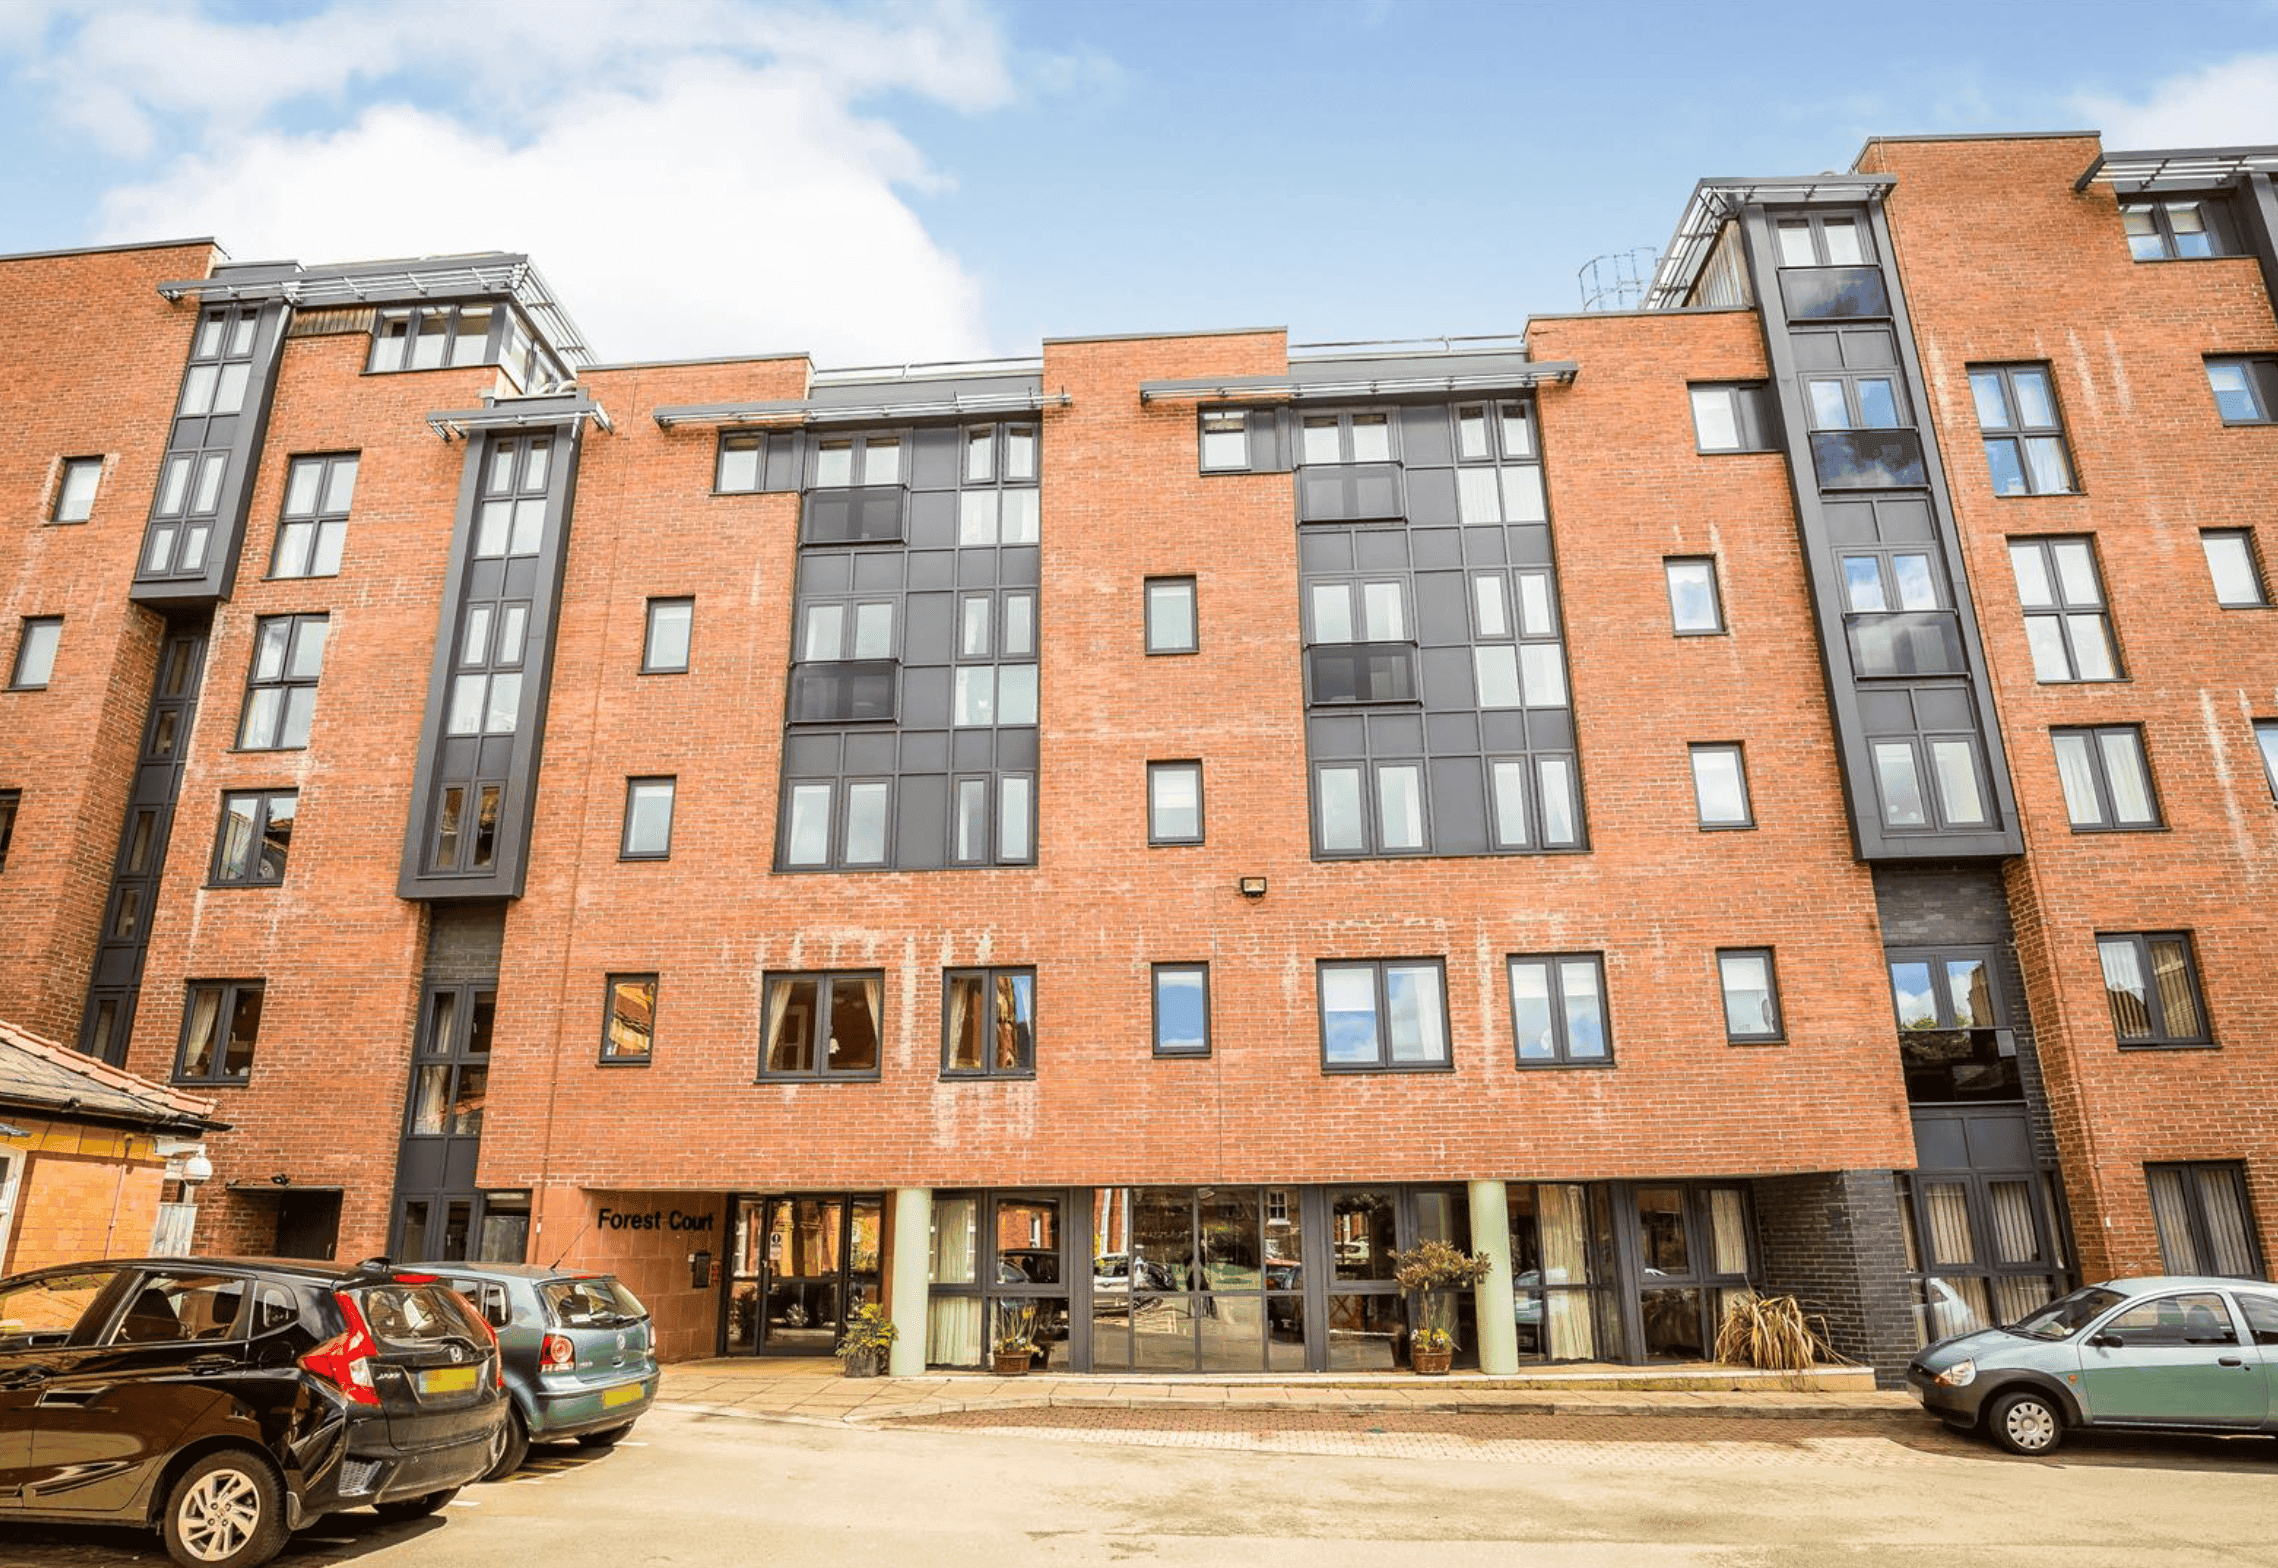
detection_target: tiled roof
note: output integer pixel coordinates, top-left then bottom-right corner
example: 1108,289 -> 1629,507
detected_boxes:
0,1019 -> 224,1133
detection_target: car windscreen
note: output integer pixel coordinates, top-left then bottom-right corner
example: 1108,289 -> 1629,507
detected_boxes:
357,1282 -> 485,1349
540,1277 -> 647,1328
2008,1285 -> 2127,1340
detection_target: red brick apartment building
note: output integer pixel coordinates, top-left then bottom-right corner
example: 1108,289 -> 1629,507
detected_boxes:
2,132 -> 2272,1380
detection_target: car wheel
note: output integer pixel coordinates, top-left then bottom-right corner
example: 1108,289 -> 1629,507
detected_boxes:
575,1422 -> 634,1449
1986,1390 -> 2064,1456
483,1406 -> 531,1481
162,1449 -> 288,1568
373,1486 -> 460,1523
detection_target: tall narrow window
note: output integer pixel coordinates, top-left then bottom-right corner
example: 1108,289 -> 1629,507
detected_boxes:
1509,954 -> 1611,1067
644,597 -> 694,672
1969,366 -> 2075,496
236,615 -> 328,748
9,618 -> 61,690
1688,744 -> 1752,828
2050,726 -> 2160,830
2007,538 -> 2120,682
1664,557 -> 1724,635
174,980 -> 263,1084
1317,959 -> 1449,1072
942,967 -> 1035,1079
211,790 -> 296,886
2145,1163 -> 2262,1277
1147,761 -> 1203,845
600,974 -> 658,1064
1152,964 -> 1210,1057
0,788 -> 18,872
52,458 -> 101,522
2255,720 -> 2278,803
1717,949 -> 1782,1043
2199,530 -> 2268,608
621,777 -> 676,860
2096,932 -> 2211,1049
271,453 -> 358,578
1145,577 -> 1198,654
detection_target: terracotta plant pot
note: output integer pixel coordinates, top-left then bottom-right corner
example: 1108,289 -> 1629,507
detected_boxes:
1411,1347 -> 1453,1376
992,1349 -> 1033,1376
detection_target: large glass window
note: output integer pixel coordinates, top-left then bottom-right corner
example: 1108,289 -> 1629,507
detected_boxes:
236,615 -> 328,749
1969,365 -> 2075,496
761,972 -> 882,1079
271,453 -> 358,578
1508,954 -> 1609,1067
2096,932 -> 2211,1048
1898,1171 -> 2065,1345
2050,725 -> 2160,830
2007,536 -> 2119,682
1509,1183 -> 1620,1362
943,968 -> 1035,1078
174,980 -> 263,1084
1317,959 -> 1449,1072
2146,1163 -> 2262,1278
1888,947 -> 2017,1102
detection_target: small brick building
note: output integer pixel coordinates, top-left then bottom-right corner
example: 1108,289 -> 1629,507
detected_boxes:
1,132 -> 2272,1383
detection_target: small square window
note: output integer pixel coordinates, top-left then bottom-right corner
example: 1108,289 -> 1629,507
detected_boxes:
761,971 -> 884,1079
1688,384 -> 1774,452
1508,953 -> 1611,1067
717,432 -> 763,493
1152,964 -> 1210,1057
271,454 -> 357,578
53,458 -> 101,523
1664,557 -> 1724,635
175,980 -> 263,1084
601,974 -> 657,1065
1147,761 -> 1203,845
236,614 -> 329,749
2206,357 -> 2278,425
942,967 -> 1035,1078
1689,744 -> 1753,829
1199,410 -> 1249,471
2097,932 -> 2210,1048
1969,364 -> 2076,496
211,789 -> 297,885
9,618 -> 61,690
2254,720 -> 2278,804
1717,948 -> 1783,1042
621,777 -> 675,859
1145,577 -> 1198,654
644,597 -> 694,672
1317,959 -> 1449,1072
2199,530 -> 2268,608
0,788 -> 18,872
2050,726 -> 2161,831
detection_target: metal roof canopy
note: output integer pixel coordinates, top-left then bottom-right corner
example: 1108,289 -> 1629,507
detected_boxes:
2075,145 -> 2278,193
654,385 -> 1067,430
1138,359 -> 1578,405
426,390 -> 613,442
1645,174 -> 1895,311
155,253 -> 597,368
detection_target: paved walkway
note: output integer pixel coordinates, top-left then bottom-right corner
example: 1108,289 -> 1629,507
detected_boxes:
656,1356 -> 1919,1430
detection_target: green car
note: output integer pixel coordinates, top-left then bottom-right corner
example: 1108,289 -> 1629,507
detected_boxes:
422,1264 -> 658,1479
1908,1276 -> 2278,1455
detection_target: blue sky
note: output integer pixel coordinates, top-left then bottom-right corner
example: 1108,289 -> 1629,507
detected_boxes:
2,0 -> 2274,366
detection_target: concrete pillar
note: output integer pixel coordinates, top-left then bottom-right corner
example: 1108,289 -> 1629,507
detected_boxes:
887,1187 -> 931,1377
1468,1179 -> 1518,1375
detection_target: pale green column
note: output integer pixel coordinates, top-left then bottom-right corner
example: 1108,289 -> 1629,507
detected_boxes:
887,1187 -> 932,1378
1468,1179 -> 1518,1376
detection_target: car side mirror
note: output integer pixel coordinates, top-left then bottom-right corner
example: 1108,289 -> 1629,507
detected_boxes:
2089,1332 -> 2122,1348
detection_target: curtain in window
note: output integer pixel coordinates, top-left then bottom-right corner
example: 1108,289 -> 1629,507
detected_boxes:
947,977 -> 981,1070
1986,1181 -> 2040,1265
762,979 -> 801,1072
2196,1169 -> 2255,1276
2098,941 -> 2152,1039
1923,1182 -> 1977,1266
1991,1274 -> 2053,1326
1708,1190 -> 1749,1276
1538,1184 -> 1594,1360
927,1197 -> 981,1365
2149,939 -> 2200,1038
2147,1167 -> 2195,1272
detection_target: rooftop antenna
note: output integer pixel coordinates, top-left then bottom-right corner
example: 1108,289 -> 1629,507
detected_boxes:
1577,247 -> 1660,312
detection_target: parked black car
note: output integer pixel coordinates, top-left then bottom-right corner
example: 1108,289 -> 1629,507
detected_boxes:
0,1256 -> 506,1568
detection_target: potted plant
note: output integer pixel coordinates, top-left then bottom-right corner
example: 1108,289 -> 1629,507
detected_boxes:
992,1302 -> 1038,1375
1391,1238 -> 1492,1373
834,1302 -> 898,1378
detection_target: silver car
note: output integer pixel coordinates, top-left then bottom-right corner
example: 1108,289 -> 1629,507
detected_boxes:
1908,1275 -> 2278,1455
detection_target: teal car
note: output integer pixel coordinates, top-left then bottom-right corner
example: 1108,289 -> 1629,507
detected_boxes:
424,1264 -> 658,1479
1908,1276 -> 2278,1455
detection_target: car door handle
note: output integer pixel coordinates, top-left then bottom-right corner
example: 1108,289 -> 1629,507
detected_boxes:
35,1387 -> 101,1408
2217,1356 -> 2246,1368
188,1356 -> 237,1375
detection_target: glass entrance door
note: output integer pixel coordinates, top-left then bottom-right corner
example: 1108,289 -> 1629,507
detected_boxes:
726,1195 -> 881,1355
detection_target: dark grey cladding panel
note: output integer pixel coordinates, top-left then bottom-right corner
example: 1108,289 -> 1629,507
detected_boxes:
806,373 -> 1042,407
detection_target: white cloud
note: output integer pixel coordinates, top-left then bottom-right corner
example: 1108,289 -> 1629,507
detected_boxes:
28,0 -> 1030,364
2071,52 -> 2278,149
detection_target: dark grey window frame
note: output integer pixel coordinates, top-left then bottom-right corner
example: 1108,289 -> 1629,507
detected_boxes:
1151,963 -> 1210,1058
269,452 -> 358,579
1968,364 -> 2077,497
366,300 -> 529,377
2096,931 -> 2213,1050
2206,356 -> 2278,425
600,973 -> 657,1066
941,966 -> 1037,1081
2050,724 -> 2163,832
9,617 -> 61,690
2145,1162 -> 2264,1278
1688,743 -> 1754,830
643,596 -> 694,673
1772,211 -> 1875,267
1198,408 -> 1249,471
1716,948 -> 1784,1044
1146,760 -> 1204,846
2007,536 -> 2123,683
2122,196 -> 2239,261
620,776 -> 676,861
0,787 -> 17,872
758,970 -> 885,1081
1144,576 -> 1198,654
235,613 -> 328,751
1316,958 -> 1453,1074
778,775 -> 898,872
172,979 -> 263,1085
2255,719 -> 2278,804
1687,383 -> 1776,453
1664,556 -> 1726,635
1507,951 -> 1612,1069
209,788 -> 296,887
52,457 -> 101,523
2199,529 -> 2269,608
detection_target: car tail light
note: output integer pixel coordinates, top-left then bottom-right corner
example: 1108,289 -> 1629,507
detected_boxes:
541,1332 -> 576,1374
473,1305 -> 505,1387
301,1292 -> 383,1407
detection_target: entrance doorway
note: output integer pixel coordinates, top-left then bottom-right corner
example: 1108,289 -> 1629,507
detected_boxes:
726,1195 -> 882,1354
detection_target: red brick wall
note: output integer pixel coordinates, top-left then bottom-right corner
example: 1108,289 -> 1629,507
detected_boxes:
1864,135 -> 2278,1277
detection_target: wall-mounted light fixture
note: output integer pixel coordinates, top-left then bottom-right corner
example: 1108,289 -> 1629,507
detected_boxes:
1238,876 -> 1267,899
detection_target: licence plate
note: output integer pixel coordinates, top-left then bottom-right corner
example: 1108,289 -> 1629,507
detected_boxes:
602,1381 -> 645,1408
421,1366 -> 479,1395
